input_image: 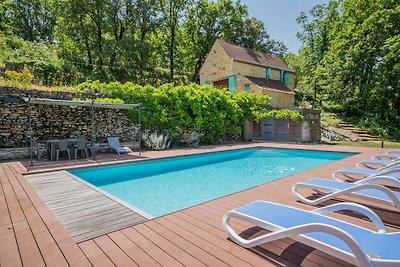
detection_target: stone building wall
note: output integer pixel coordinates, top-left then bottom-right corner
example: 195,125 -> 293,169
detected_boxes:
250,84 -> 295,108
0,87 -> 139,149
199,42 -> 233,85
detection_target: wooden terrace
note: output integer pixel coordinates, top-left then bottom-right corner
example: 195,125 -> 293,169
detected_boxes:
1,143 -> 399,267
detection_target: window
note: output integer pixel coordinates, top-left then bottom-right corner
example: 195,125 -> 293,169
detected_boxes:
280,70 -> 284,83
285,72 -> 290,86
266,67 -> 271,78
245,84 -> 250,93
228,76 -> 236,94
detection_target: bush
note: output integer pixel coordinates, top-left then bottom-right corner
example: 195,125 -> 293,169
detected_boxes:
142,131 -> 171,150
4,67 -> 34,85
78,81 -> 303,144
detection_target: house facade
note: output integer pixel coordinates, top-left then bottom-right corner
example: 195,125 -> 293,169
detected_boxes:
200,40 -> 295,108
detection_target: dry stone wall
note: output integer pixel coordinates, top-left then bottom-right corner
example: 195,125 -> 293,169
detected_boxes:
0,87 -> 139,149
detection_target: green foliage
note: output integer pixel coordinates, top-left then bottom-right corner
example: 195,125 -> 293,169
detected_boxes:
296,0 -> 400,137
4,68 -> 34,86
259,110 -> 304,123
1,0 -> 287,86
320,112 -> 342,127
77,81 -> 299,144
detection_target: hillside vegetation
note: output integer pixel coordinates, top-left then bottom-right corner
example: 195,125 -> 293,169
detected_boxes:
1,0 -> 399,139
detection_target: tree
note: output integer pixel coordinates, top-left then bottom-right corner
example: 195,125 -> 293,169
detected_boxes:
158,0 -> 190,82
8,0 -> 55,41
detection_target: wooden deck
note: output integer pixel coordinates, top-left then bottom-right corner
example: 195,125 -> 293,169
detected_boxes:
26,171 -> 148,242
1,142 -> 400,267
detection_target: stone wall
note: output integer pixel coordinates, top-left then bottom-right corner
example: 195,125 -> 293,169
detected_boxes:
0,87 -> 139,149
199,41 -> 233,85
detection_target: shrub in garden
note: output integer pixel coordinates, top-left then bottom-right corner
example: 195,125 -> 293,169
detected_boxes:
142,132 -> 171,150
78,81 -> 303,144
4,67 -> 34,85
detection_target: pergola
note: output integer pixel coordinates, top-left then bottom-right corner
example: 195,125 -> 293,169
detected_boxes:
20,96 -> 143,166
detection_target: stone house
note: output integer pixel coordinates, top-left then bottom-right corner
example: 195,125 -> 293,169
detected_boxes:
200,40 -> 295,108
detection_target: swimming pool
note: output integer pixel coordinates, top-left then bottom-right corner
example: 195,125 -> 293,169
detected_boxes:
69,148 -> 353,217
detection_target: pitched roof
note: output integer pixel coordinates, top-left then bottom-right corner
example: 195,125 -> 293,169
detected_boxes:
217,40 -> 293,72
245,76 -> 293,93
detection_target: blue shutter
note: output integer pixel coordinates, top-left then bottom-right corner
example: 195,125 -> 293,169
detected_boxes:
204,80 -> 210,85
280,70 -> 284,83
266,68 -> 271,78
228,76 -> 236,94
285,72 -> 290,86
245,84 -> 250,93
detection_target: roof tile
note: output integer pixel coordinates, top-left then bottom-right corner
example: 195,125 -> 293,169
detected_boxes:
245,76 -> 293,93
218,40 -> 293,72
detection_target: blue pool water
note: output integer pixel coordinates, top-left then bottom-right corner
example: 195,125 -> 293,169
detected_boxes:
69,148 -> 352,217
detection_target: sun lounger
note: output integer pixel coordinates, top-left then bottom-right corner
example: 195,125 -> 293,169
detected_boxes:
333,165 -> 400,181
223,200 -> 400,266
372,153 -> 400,160
292,178 -> 400,210
107,137 -> 133,155
357,158 -> 400,169
387,149 -> 400,154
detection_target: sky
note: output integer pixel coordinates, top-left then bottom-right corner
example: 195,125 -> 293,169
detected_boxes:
240,0 -> 329,53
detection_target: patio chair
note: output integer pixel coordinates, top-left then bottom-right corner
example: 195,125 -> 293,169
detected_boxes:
74,138 -> 88,159
292,178 -> 400,210
32,140 -> 48,161
56,139 -> 71,160
107,137 -> 132,155
223,200 -> 400,267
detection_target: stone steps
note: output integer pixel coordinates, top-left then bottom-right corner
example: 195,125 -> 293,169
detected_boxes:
337,122 -> 380,141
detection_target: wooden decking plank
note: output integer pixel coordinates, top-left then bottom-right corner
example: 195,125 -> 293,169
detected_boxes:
93,235 -> 139,267
134,223 -> 207,267
71,213 -> 145,242
157,215 -> 289,267
64,211 -> 142,232
13,220 -> 46,267
0,166 -> 12,227
26,170 -> 147,242
146,220 -> 230,267
107,231 -> 161,267
59,205 -> 129,226
78,240 -> 116,267
161,215 -> 259,267
0,165 -> 25,224
121,227 -> 185,267
4,164 -> 70,267
7,163 -> 92,267
0,224 -> 22,267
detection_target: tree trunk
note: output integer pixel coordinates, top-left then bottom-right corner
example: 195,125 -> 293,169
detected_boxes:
80,16 -> 93,68
169,24 -> 175,82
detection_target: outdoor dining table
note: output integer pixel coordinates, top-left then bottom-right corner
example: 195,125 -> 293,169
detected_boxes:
46,138 -> 77,161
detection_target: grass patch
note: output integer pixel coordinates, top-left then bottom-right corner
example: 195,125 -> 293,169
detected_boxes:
323,140 -> 400,148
